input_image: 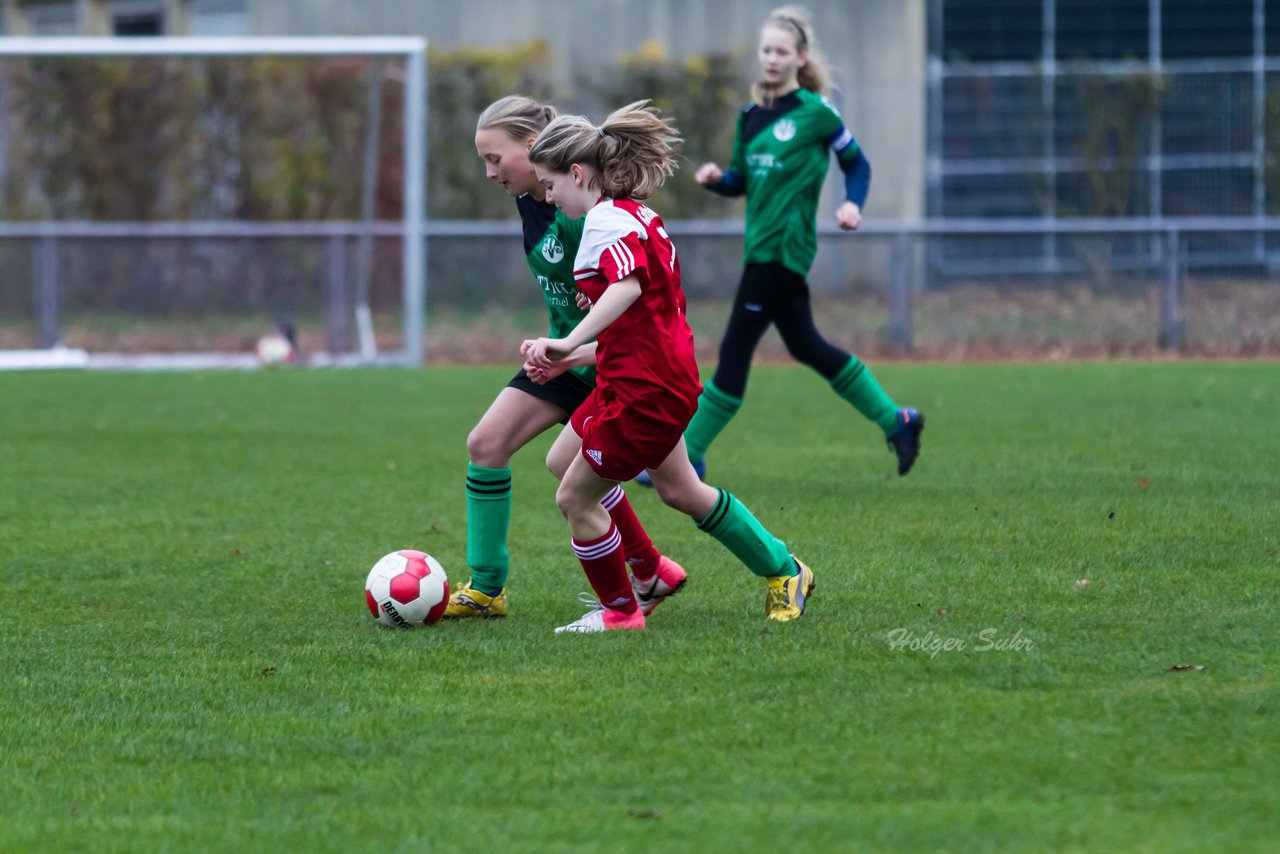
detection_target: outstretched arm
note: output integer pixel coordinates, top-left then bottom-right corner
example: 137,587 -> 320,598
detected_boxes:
523,277 -> 642,367
697,161 -> 745,197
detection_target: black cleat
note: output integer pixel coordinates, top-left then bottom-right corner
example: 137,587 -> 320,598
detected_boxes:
887,408 -> 925,476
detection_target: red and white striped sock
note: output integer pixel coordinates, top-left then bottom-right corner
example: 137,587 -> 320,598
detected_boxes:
572,522 -> 639,614
600,485 -> 661,581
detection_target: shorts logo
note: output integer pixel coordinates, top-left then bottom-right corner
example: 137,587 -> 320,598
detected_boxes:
773,119 -> 797,142
542,235 -> 565,263
586,448 -> 603,465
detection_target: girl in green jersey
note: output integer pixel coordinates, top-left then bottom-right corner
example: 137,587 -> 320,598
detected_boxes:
445,96 -> 687,619
643,6 -> 924,485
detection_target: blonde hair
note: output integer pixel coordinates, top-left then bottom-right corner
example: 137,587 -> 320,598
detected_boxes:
752,5 -> 829,104
476,95 -> 558,142
528,100 -> 682,200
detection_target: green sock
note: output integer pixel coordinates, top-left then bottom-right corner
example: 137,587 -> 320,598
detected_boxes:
695,488 -> 795,578
465,463 -> 511,595
684,381 -> 743,464
830,356 -> 899,435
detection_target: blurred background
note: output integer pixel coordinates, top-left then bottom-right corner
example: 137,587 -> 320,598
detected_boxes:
0,0 -> 1277,362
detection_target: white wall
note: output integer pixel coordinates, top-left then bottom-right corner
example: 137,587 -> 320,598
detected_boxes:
254,0 -> 926,219
0,0 -> 926,218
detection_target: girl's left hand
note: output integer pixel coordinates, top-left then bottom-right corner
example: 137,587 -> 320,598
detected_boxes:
836,201 -> 862,231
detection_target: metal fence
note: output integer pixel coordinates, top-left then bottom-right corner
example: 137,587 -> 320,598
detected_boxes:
3,217 -> 1278,361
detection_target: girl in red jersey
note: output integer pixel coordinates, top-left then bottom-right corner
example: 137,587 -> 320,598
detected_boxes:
445,95 -> 687,621
523,102 -> 815,634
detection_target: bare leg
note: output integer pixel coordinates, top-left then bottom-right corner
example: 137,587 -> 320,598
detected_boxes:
468,386 -> 568,467
556,453 -> 616,540
645,437 -> 720,519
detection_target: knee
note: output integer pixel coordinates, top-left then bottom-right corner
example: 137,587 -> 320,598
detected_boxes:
783,337 -> 824,367
466,424 -> 509,468
545,447 -> 572,481
554,481 -> 586,521
654,479 -> 697,516
553,487 -> 571,520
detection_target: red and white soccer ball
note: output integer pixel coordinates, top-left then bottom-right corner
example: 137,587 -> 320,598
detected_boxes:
364,550 -> 450,628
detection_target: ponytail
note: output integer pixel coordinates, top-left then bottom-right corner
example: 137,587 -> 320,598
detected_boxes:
529,100 -> 682,200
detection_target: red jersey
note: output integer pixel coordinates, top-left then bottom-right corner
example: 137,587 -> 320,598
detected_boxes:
572,198 -> 702,429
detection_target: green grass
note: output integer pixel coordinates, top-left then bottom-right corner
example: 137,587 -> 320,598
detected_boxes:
1,363 -> 1276,853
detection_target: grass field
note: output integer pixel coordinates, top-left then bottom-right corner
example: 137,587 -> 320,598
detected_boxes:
1,362 -> 1276,852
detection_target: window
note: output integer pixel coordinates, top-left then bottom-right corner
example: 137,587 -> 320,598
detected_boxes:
110,1 -> 164,36
941,0 -> 1042,63
1266,0 -> 1280,55
190,0 -> 249,36
1163,0 -> 1251,59
1057,0 -> 1148,61
25,1 -> 78,35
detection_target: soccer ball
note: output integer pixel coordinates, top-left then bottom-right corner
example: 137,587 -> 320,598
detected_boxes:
364,550 -> 450,628
255,333 -> 295,365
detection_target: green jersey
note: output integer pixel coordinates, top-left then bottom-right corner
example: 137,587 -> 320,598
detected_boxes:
516,194 -> 594,384
727,89 -> 852,276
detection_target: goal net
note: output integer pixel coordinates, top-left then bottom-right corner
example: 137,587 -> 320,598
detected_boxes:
0,36 -> 426,369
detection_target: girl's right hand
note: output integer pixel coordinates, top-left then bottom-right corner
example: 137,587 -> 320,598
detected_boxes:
522,336 -> 571,368
695,162 -> 723,186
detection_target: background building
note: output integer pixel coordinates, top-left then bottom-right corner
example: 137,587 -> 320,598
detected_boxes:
931,0 -> 1280,221
0,0 -> 926,221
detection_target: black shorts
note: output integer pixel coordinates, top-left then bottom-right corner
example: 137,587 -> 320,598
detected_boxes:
506,369 -> 595,422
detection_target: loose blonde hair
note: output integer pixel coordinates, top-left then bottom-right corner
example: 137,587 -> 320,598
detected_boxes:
752,5 -> 829,105
476,95 -> 558,141
528,100 -> 682,200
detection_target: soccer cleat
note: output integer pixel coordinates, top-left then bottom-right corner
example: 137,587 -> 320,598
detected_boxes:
442,583 -> 509,619
765,557 -> 816,622
634,459 -> 705,488
554,596 -> 646,634
632,555 -> 688,616
887,408 -> 925,476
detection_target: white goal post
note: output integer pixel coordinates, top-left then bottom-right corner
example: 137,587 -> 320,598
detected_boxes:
0,36 -> 427,368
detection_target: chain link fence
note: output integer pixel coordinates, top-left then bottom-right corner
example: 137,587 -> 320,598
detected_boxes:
4,218 -> 1277,363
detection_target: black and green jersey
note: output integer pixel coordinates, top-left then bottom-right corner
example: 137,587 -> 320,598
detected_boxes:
516,194 -> 594,384
721,89 -> 866,276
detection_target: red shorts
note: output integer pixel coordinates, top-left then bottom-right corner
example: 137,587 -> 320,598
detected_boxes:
570,389 -> 688,482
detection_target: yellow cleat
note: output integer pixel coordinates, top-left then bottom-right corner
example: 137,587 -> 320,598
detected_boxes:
765,558 -> 815,622
443,583 -> 509,619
